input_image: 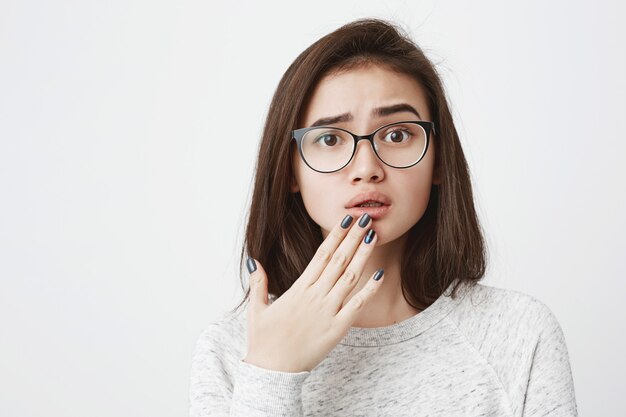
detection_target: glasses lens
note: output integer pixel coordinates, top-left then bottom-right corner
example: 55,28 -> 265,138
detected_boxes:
300,123 -> 427,172
373,122 -> 427,167
301,128 -> 354,172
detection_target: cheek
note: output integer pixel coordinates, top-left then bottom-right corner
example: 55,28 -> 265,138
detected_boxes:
393,159 -> 435,216
399,175 -> 432,207
294,164 -> 334,214
300,175 -> 342,202
293,169 -> 344,231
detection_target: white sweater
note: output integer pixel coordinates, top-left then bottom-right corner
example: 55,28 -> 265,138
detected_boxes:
189,279 -> 578,416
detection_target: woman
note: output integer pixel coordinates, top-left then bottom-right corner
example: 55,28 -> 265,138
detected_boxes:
189,18 -> 578,416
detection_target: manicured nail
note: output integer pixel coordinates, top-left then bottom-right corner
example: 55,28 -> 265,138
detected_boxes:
341,215 -> 353,229
358,213 -> 371,228
364,229 -> 375,244
373,268 -> 384,281
246,257 -> 257,273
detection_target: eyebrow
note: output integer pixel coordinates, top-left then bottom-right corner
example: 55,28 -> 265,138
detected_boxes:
309,103 -> 422,127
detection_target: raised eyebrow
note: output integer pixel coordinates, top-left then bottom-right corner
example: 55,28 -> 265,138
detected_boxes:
309,103 -> 421,128
373,103 -> 421,120
310,113 -> 352,128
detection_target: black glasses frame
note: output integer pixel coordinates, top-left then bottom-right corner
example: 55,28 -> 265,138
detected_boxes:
291,120 -> 436,173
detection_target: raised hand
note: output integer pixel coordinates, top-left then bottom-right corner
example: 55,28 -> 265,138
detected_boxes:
243,213 -> 384,373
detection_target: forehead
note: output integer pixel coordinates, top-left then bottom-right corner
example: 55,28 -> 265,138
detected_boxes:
300,64 -> 430,127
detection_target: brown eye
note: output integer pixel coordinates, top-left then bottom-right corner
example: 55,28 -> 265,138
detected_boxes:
314,134 -> 340,146
383,129 -> 410,143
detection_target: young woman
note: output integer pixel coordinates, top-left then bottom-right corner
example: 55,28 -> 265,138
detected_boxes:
189,18 -> 578,416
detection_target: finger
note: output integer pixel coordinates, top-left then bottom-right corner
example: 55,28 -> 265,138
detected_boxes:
334,269 -> 385,327
246,257 -> 268,316
296,213 -> 361,288
323,228 -> 378,309
312,213 -> 372,295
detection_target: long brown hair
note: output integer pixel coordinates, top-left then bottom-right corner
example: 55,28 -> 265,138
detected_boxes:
228,17 -> 486,315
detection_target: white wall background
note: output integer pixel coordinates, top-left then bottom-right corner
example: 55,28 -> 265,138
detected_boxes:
1,0 -> 623,415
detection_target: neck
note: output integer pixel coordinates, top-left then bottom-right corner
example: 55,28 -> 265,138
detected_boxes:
347,231 -> 421,328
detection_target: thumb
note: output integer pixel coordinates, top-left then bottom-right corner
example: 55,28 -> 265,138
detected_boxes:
246,257 -> 268,313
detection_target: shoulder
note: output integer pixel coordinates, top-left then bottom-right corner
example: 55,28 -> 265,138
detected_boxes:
447,280 -> 568,355
197,311 -> 246,347
451,283 -> 577,415
455,281 -> 561,332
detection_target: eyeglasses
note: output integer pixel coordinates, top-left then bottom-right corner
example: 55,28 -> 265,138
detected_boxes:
291,120 -> 435,173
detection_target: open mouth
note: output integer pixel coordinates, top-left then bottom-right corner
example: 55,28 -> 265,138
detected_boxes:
345,191 -> 392,219
355,201 -> 386,208
346,203 -> 391,219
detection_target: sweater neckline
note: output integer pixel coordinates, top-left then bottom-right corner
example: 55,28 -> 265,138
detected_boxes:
338,279 -> 470,347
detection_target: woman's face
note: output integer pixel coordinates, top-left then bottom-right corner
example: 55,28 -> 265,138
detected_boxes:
290,63 -> 440,245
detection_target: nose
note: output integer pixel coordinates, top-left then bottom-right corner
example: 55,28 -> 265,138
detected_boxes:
347,138 -> 385,182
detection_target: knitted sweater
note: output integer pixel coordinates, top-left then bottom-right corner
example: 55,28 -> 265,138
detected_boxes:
189,279 -> 578,416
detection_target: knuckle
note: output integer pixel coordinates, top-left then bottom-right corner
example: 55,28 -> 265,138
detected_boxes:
342,269 -> 357,285
352,296 -> 364,309
303,286 -> 322,303
332,252 -> 347,267
315,248 -> 331,263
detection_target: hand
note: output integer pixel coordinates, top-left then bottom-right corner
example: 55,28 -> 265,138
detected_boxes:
243,213 -> 384,373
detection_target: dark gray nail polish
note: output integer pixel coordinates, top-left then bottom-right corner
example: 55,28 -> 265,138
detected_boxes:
373,268 -> 384,281
358,213 -> 371,228
246,257 -> 257,273
341,215 -> 353,229
364,229 -> 376,244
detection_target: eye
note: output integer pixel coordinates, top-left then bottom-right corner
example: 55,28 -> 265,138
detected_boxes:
313,133 -> 343,147
382,128 -> 411,143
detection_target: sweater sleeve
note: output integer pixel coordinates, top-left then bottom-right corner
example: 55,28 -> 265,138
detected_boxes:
522,306 -> 578,417
189,322 -> 311,417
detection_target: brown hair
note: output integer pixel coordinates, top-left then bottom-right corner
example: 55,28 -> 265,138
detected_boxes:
228,17 -> 486,315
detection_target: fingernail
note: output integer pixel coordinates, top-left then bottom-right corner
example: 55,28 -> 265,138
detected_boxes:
246,257 -> 257,273
341,215 -> 353,229
358,213 -> 371,228
364,229 -> 375,244
373,268 -> 384,281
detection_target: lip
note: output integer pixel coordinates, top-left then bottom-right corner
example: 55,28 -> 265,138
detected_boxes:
345,191 -> 392,209
346,204 -> 391,220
